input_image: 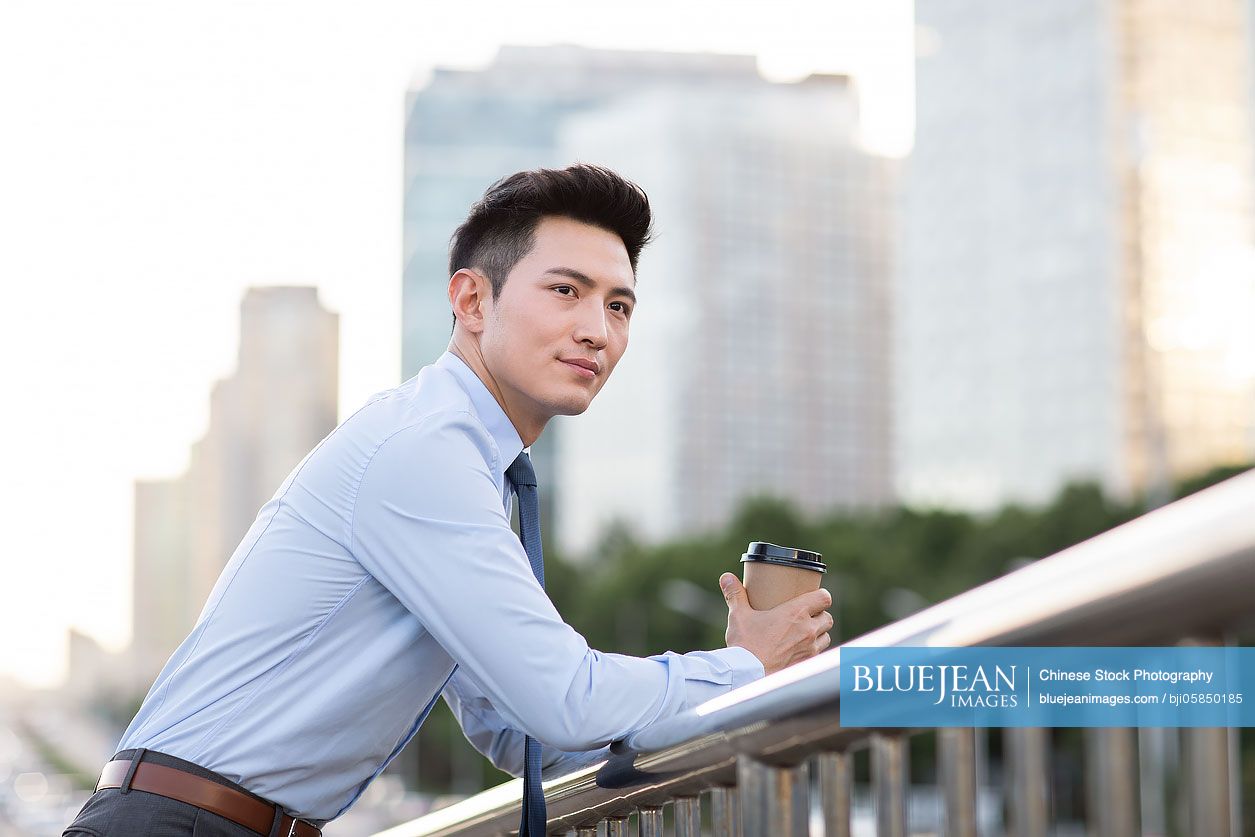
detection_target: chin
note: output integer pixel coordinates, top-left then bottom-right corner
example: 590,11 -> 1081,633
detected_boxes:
548,393 -> 595,417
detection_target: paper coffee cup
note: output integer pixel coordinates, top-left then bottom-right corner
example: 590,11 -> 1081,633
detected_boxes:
740,541 -> 826,610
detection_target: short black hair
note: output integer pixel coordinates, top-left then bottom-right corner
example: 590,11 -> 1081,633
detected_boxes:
448,164 -> 653,305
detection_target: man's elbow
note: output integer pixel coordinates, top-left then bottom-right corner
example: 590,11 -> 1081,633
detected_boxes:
480,728 -> 592,772
528,714 -> 608,753
529,653 -> 623,751
526,724 -> 584,753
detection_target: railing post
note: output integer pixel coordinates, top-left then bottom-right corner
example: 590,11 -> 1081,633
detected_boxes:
1004,727 -> 1049,837
710,785 -> 741,837
604,814 -> 633,837
672,795 -> 700,837
938,727 -> 977,837
737,756 -> 768,837
871,733 -> 908,837
1084,727 -> 1139,837
773,761 -> 810,837
1178,636 -> 1241,837
737,754 -> 807,837
637,806 -> 662,837
815,750 -> 853,837
1182,725 -> 1239,837
1138,726 -> 1173,835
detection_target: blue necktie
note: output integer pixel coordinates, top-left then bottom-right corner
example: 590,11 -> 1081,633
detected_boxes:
506,451 -> 546,836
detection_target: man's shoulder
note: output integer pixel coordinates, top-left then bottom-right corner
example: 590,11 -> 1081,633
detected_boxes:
352,365 -> 494,461
346,370 -> 505,515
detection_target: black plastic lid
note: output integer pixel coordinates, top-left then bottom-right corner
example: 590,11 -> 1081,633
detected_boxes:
740,541 -> 826,573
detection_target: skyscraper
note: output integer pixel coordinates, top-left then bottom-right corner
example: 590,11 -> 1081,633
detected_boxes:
898,0 -> 1255,510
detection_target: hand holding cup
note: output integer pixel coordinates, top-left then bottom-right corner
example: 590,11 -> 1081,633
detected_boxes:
721,542 -> 834,675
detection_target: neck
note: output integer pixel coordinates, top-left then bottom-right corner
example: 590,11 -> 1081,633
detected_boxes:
448,338 -> 545,447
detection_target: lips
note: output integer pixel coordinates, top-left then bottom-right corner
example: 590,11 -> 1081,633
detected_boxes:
559,357 -> 600,377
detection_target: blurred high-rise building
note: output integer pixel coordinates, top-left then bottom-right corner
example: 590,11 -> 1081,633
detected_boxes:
131,287 -> 339,681
403,45 -> 895,555
898,0 -> 1255,509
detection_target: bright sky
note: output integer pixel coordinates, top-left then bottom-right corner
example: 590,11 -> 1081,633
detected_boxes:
0,0 -> 913,689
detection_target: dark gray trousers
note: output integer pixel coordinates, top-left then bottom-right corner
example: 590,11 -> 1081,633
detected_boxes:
63,749 -> 294,837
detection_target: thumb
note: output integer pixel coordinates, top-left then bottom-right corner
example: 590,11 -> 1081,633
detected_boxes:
719,573 -> 748,610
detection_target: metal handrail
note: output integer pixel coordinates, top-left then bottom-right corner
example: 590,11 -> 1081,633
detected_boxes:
377,469 -> 1255,836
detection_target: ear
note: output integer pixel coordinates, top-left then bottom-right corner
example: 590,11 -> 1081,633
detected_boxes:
449,268 -> 490,333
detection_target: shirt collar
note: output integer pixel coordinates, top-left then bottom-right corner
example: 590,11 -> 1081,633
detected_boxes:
434,351 -> 526,466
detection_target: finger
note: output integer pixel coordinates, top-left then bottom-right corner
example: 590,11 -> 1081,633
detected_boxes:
814,632 -> 832,653
812,611 -> 834,635
801,587 -> 833,616
719,573 -> 750,612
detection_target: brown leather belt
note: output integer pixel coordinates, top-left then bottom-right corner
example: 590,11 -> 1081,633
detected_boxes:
96,759 -> 321,837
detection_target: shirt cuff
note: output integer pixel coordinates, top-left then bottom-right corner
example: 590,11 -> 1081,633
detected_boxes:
718,645 -> 766,688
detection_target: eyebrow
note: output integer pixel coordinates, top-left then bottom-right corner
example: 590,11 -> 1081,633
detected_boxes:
542,267 -> 637,306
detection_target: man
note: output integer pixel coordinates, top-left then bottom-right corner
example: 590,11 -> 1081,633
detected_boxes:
65,164 -> 833,836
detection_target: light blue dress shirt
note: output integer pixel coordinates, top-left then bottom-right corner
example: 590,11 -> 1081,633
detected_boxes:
118,351 -> 764,823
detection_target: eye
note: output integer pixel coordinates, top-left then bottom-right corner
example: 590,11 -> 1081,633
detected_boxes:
553,285 -> 576,296
609,301 -> 632,317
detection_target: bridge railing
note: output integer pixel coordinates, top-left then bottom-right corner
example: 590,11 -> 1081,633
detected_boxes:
375,470 -> 1255,837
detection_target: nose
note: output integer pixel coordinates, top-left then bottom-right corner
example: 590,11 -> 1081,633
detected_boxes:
573,300 -> 609,350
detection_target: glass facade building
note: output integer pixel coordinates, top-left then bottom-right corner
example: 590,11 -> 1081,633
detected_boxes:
898,0 -> 1255,509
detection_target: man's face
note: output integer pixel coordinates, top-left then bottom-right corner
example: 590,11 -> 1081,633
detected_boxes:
479,216 -> 636,428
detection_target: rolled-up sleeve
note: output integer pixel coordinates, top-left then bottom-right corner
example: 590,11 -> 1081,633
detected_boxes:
350,410 -> 764,753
